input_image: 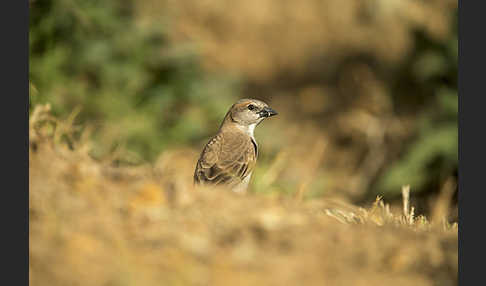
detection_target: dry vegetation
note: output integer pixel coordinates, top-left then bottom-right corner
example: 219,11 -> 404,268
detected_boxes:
30,105 -> 457,286
161,0 -> 457,81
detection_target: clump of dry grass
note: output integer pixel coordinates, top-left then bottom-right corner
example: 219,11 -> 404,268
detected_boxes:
29,105 -> 457,286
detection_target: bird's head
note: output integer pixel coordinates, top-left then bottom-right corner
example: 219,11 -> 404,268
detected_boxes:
228,98 -> 278,127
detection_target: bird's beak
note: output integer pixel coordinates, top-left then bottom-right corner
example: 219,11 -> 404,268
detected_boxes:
259,107 -> 278,118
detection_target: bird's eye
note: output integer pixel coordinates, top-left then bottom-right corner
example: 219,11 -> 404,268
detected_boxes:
247,104 -> 255,111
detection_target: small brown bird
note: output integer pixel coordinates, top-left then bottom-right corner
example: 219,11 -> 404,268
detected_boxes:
194,99 -> 278,193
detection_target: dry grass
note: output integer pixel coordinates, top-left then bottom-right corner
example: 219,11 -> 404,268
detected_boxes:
30,105 -> 457,286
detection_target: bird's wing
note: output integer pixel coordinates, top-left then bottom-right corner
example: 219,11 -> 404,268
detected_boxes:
194,131 -> 257,187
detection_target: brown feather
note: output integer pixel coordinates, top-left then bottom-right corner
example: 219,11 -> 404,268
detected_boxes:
194,131 -> 257,188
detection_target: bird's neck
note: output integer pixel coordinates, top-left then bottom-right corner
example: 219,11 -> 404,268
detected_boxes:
221,113 -> 257,139
234,123 -> 256,138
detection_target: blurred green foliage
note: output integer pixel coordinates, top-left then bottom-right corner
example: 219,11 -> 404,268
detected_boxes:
376,20 -> 458,197
29,0 -> 238,161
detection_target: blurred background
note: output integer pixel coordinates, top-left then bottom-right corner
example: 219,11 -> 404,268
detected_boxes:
29,0 -> 458,219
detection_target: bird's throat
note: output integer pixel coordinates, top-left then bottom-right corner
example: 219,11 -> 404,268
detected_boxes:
225,113 -> 257,139
235,123 -> 256,138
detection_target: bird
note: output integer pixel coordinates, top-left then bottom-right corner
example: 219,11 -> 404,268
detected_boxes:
194,98 -> 278,193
